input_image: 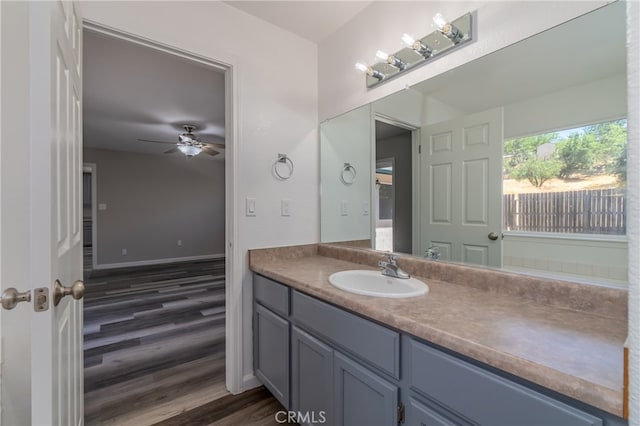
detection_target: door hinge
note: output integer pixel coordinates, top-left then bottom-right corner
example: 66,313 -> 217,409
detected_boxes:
397,402 -> 405,424
418,145 -> 422,154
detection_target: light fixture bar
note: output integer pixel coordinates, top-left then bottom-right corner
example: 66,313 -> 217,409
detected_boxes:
357,11 -> 473,88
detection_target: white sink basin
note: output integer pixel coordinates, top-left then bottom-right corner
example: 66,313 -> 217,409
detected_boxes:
328,270 -> 428,298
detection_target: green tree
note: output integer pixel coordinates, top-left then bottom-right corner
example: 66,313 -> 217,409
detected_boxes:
613,145 -> 627,182
555,132 -> 599,178
504,133 -> 561,187
504,133 -> 558,172
510,157 -> 563,188
555,120 -> 627,179
589,119 -> 627,177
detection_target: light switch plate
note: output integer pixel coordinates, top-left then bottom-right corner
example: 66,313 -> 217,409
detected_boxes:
341,201 -> 348,216
362,201 -> 369,215
98,203 -> 107,211
281,199 -> 291,216
246,198 -> 256,216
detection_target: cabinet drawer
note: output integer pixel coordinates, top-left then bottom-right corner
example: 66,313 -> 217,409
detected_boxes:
407,397 -> 470,426
254,274 -> 289,317
292,290 -> 400,379
409,339 -> 602,426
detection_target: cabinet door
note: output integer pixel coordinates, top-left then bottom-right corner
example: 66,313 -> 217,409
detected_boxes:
334,352 -> 398,426
254,303 -> 290,408
292,326 -> 333,426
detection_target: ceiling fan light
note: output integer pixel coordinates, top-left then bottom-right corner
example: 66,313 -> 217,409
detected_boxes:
179,134 -> 194,143
177,144 -> 202,157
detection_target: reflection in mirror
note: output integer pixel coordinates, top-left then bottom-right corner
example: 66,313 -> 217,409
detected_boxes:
320,2 -> 627,286
320,104 -> 372,243
375,121 -> 414,254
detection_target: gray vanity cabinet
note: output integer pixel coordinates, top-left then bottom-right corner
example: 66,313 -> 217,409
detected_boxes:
408,339 -> 603,426
253,274 -> 619,426
334,352 -> 399,426
253,276 -> 291,409
291,326 -> 334,425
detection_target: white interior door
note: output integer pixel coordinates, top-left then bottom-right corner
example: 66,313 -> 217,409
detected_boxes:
30,1 -> 84,425
420,108 -> 503,267
29,2 -> 84,425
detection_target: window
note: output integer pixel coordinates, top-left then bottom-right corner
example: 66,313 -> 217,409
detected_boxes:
503,119 -> 627,235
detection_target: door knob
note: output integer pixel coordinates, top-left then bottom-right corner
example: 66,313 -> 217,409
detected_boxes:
53,279 -> 85,306
1,288 -> 32,310
488,232 -> 500,241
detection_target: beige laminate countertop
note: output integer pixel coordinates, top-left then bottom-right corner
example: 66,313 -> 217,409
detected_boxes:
249,247 -> 627,418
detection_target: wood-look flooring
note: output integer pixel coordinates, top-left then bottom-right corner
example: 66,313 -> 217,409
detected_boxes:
153,386 -> 294,426
83,256 -> 231,425
83,253 -> 288,425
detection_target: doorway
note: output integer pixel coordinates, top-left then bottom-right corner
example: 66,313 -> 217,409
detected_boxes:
82,25 -> 233,424
374,120 -> 414,254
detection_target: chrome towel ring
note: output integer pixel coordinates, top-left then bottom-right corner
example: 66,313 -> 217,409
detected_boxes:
274,153 -> 294,180
340,163 -> 357,185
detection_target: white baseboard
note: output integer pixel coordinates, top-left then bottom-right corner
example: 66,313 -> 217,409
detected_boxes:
242,373 -> 261,393
93,253 -> 225,270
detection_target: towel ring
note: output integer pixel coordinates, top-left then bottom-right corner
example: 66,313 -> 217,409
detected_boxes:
340,163 -> 357,185
274,154 -> 294,180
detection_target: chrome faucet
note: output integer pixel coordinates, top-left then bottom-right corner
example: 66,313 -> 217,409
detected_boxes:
425,246 -> 441,260
378,253 -> 410,279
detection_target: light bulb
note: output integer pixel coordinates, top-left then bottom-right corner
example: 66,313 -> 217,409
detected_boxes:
375,50 -> 389,61
433,13 -> 448,31
355,62 -> 368,72
401,33 -> 415,47
354,62 -> 384,80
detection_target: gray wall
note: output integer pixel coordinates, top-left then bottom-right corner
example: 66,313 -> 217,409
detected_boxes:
84,148 -> 225,266
376,133 -> 412,254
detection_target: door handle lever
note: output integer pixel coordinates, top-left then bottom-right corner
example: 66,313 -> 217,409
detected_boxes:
488,232 -> 500,241
1,288 -> 32,310
53,279 -> 85,306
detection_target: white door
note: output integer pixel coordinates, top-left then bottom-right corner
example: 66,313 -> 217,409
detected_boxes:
1,1 -> 84,425
420,108 -> 503,267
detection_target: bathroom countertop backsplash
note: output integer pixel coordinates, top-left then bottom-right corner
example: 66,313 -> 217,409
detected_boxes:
249,243 -> 627,417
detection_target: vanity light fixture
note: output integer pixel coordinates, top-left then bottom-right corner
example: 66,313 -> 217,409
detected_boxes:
355,62 -> 385,80
356,11 -> 473,88
433,13 -> 462,43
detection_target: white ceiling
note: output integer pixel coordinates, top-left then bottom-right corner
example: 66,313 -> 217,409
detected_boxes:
83,31 -> 226,159
224,1 -> 372,43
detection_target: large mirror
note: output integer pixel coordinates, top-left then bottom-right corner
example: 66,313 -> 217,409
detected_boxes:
320,2 -> 628,286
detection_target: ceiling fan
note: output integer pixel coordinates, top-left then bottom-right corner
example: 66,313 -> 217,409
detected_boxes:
137,124 -> 225,158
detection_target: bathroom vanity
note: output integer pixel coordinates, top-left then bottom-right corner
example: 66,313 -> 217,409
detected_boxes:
249,244 -> 627,426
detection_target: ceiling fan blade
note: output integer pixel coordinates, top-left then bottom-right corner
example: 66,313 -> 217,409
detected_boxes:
137,138 -> 176,145
164,147 -> 179,154
203,147 -> 220,156
203,142 -> 226,150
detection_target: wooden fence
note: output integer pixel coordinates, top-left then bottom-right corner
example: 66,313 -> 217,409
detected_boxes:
504,188 -> 626,234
